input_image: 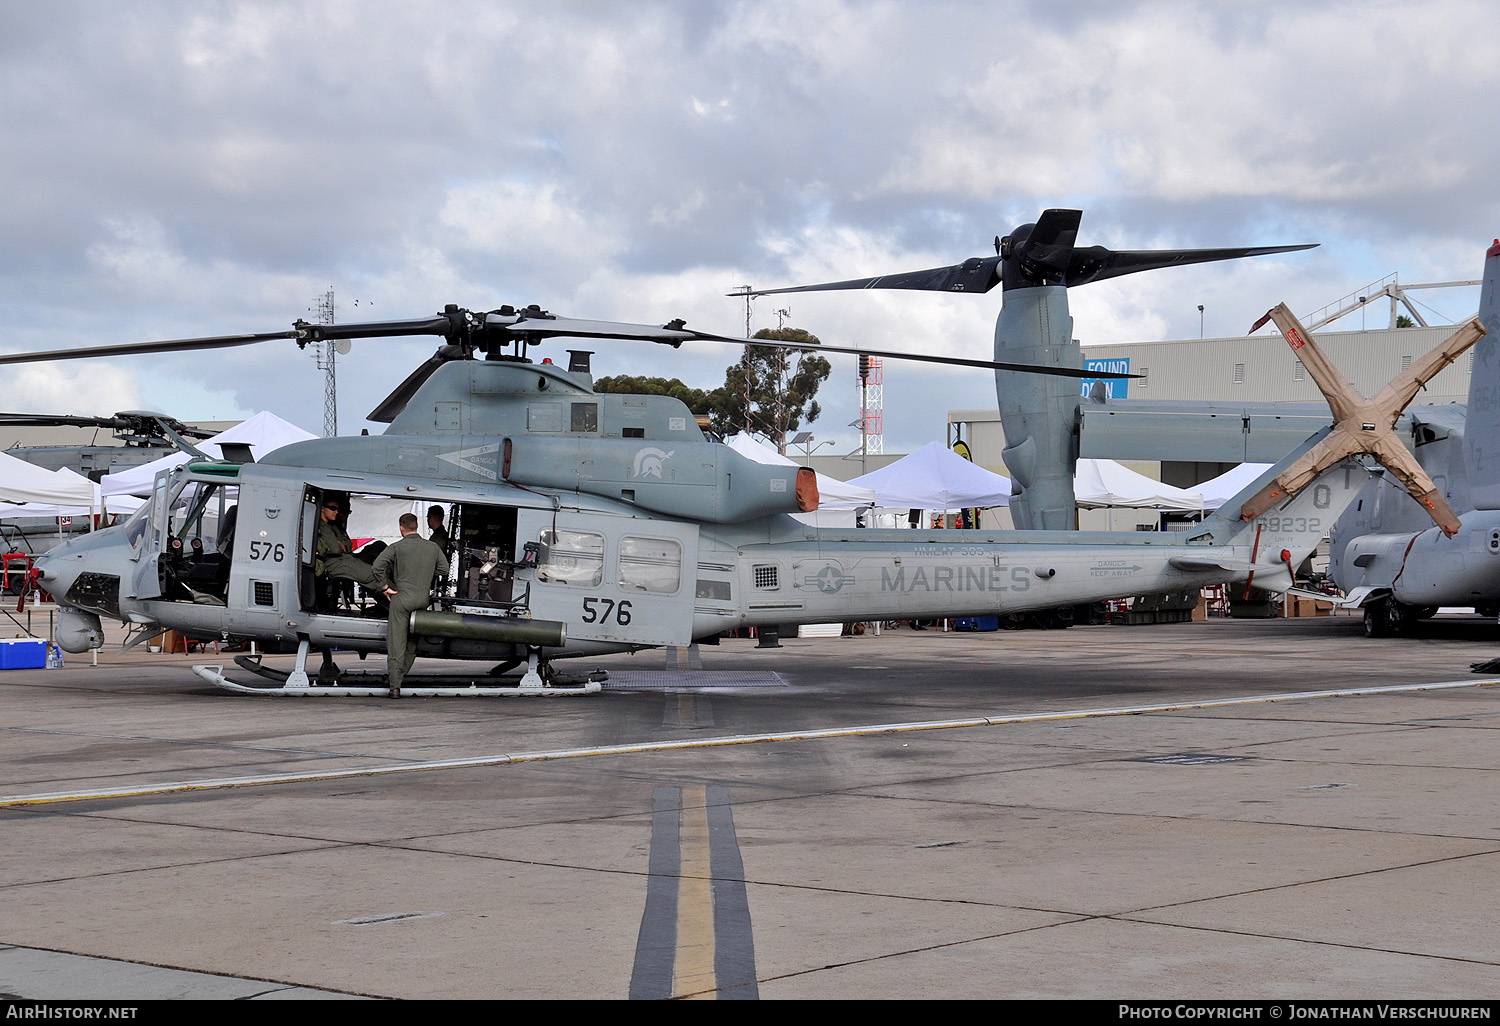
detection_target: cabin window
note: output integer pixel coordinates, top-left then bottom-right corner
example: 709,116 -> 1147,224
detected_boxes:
537,529 -> 604,586
696,579 -> 731,601
618,536 -> 682,594
571,403 -> 598,432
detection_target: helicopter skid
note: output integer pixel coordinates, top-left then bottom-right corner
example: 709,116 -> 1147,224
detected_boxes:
191,657 -> 602,697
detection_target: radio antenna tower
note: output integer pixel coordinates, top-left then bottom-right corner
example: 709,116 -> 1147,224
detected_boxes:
312,288 -> 338,437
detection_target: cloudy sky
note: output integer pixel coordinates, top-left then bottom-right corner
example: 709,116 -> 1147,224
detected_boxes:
1,0 -> 1496,454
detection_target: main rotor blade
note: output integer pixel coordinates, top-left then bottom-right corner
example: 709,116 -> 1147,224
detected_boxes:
497,314 -> 699,344
681,329 -> 1134,380
0,411 -> 216,439
1065,244 -> 1317,287
744,255 -> 1004,297
0,413 -> 123,428
0,330 -> 300,366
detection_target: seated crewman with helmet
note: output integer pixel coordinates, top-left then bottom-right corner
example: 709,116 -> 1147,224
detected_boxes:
314,494 -> 380,610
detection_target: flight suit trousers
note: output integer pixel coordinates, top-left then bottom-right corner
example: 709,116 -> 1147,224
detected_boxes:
324,554 -> 378,588
385,595 -> 426,690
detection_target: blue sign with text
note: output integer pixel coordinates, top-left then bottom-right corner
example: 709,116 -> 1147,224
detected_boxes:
1080,357 -> 1129,400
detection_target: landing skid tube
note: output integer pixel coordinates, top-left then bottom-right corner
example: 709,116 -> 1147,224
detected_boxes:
192,652 -> 604,697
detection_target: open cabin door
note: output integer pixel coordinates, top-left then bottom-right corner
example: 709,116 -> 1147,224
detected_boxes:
128,470 -> 171,601
516,508 -> 698,647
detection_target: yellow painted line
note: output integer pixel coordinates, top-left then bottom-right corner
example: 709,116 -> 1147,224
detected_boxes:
3,677 -> 1496,808
673,785 -> 716,999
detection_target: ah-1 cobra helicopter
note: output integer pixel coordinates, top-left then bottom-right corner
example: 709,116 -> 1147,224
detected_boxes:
25,210 -> 1448,697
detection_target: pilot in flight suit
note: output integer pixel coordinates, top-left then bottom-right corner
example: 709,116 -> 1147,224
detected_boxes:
316,499 -> 379,592
372,513 -> 446,697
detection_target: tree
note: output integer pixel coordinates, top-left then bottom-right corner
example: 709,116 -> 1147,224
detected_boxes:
592,374 -> 715,416
707,328 -> 831,452
1396,314 -> 1416,328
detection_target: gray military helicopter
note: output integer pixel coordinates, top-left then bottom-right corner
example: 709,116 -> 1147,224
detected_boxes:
0,411 -> 215,479
1075,240 -> 1500,639
1321,241 -> 1500,637
21,217 -> 1431,697
0,410 -> 217,478
764,210 -> 1500,641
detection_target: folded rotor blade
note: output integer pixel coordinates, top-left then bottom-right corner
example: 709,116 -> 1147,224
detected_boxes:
1065,244 -> 1317,288
745,255 -> 1003,297
1016,208 -> 1083,282
1238,304 -> 1483,536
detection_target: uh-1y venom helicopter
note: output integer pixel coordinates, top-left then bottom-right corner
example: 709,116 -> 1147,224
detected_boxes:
21,212 -> 1447,698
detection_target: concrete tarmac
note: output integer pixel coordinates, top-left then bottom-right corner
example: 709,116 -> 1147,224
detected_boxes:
4,612 -> 1500,999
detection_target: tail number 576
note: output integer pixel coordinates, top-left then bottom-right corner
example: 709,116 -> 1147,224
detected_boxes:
581,597 -> 633,625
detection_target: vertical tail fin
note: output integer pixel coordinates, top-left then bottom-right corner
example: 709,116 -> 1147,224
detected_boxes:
1463,241 -> 1500,509
1192,450 -> 1372,591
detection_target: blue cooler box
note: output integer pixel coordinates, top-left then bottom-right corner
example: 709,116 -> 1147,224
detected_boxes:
954,616 -> 1001,632
0,638 -> 46,669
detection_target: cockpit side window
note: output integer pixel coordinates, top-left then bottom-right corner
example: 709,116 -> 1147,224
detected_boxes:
122,501 -> 152,550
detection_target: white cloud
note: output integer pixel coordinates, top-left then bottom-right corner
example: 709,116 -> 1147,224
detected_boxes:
1,0 -> 1495,448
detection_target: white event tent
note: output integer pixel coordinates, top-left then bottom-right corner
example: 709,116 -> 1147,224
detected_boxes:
1196,463 -> 1273,511
102,411 -> 318,497
0,457 -> 120,529
1073,458 -> 1203,511
845,441 -> 1013,510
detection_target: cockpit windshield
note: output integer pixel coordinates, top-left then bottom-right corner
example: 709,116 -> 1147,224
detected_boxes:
121,500 -> 152,550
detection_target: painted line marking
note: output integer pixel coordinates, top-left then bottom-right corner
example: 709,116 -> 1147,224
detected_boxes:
674,785 -> 716,999
3,678 -> 1496,808
629,788 -> 680,1000
629,785 -> 758,1000
707,786 -> 758,999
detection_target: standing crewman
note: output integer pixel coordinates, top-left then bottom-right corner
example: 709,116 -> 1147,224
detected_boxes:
372,512 -> 446,698
427,504 -> 451,556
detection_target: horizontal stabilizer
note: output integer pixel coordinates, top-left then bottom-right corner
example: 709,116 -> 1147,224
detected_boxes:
1169,556 -> 1276,574
1331,586 -> 1387,609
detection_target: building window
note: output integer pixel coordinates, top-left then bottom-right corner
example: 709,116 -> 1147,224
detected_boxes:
1139,366 -> 1148,389
1401,355 -> 1413,372
1294,361 -> 1305,382
1233,363 -> 1245,384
